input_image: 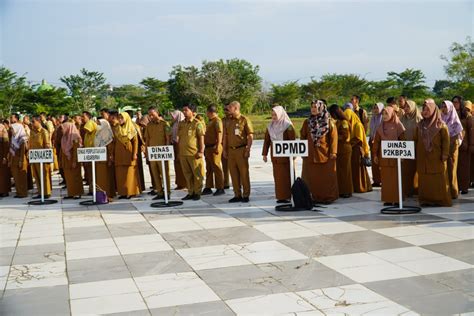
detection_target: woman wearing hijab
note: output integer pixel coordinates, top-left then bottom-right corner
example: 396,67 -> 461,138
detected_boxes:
329,104 -> 353,198
171,110 -> 186,190
373,107 -> 406,205
113,112 -> 140,199
440,100 -> 463,199
400,100 -> 422,197
452,96 -> 474,194
95,119 -> 116,201
369,103 -> 384,187
415,99 -> 451,207
61,121 -> 84,199
344,109 -> 372,193
465,101 -> 474,187
9,122 -> 29,198
262,105 -> 296,203
30,116 -> 53,199
301,100 -> 338,203
0,122 -> 11,197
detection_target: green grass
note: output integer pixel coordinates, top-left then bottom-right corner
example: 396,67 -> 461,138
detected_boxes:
247,114 -> 306,140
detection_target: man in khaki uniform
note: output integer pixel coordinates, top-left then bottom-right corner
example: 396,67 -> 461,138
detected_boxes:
202,105 -> 225,196
30,116 -> 52,198
145,106 -> 172,200
177,104 -> 205,201
221,105 -> 231,189
223,101 -> 254,203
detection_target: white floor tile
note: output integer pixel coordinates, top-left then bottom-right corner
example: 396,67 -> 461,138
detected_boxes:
70,292 -> 147,315
18,235 -> 64,246
338,263 -> 418,283
420,221 -> 474,240
369,246 -> 443,263
315,253 -> 387,270
66,238 -> 115,251
254,222 -> 320,240
70,278 -> 139,299
6,261 -> 67,289
397,256 -> 472,275
134,272 -> 220,308
234,240 -> 307,264
177,244 -> 251,270
150,217 -> 202,233
114,234 -> 172,255
226,292 -> 315,315
66,246 -> 120,261
297,218 -> 366,235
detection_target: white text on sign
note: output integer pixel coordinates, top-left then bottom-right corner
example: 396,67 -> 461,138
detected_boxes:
28,149 -> 54,163
381,141 -> 415,160
148,146 -> 175,161
272,140 -> 308,157
77,147 -> 107,162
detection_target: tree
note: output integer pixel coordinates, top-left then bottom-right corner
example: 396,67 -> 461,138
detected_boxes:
0,67 -> 30,117
442,37 -> 474,99
139,78 -> 173,112
386,68 -> 429,98
23,86 -> 73,115
433,80 -> 455,98
271,81 -> 301,112
60,68 -> 108,113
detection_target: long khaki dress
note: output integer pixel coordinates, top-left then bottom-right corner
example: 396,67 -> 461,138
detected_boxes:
457,114 -> 474,192
336,120 -> 353,196
0,137 -> 11,195
30,127 -> 52,196
10,143 -> 28,197
62,141 -> 84,197
301,119 -> 339,203
369,138 -> 381,185
373,132 -> 406,203
262,126 -> 296,201
400,118 -> 419,197
96,142 -> 116,199
447,136 -> 460,199
351,138 -> 372,193
114,135 -> 141,197
415,125 -> 452,206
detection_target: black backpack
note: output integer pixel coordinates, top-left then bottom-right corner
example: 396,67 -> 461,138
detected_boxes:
291,177 -> 313,210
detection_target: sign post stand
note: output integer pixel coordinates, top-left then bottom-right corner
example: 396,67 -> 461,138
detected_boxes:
147,145 -> 183,208
77,147 -> 107,206
28,149 -> 57,205
380,140 -> 421,214
271,140 -> 309,211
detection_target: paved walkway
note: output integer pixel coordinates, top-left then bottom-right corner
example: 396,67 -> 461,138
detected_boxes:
1,141 -> 473,315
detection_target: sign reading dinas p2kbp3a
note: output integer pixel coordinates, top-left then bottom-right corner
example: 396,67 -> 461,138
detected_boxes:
29,149 -> 54,163
148,146 -> 175,161
381,141 -> 415,159
272,140 -> 308,157
77,147 -> 107,162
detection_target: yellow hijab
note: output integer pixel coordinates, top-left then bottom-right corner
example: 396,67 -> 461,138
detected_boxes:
344,109 -> 370,156
116,112 -> 137,145
83,119 -> 97,147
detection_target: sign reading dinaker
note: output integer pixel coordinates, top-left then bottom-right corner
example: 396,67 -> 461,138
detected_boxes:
381,141 -> 415,159
148,146 -> 175,161
77,147 -> 107,162
272,140 -> 308,157
28,149 -> 54,163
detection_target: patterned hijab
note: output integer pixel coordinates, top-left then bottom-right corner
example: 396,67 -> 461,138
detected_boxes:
10,123 -> 28,156
377,107 -> 405,140
419,99 -> 443,152
116,112 -> 137,145
308,100 -> 330,146
369,102 -> 384,139
61,121 -> 82,159
440,100 -> 463,141
94,119 -> 114,147
171,110 -> 185,143
268,105 -> 293,141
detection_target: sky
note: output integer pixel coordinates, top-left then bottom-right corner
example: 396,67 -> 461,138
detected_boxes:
1,0 -> 473,88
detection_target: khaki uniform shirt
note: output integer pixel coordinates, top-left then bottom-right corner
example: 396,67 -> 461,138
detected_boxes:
178,117 -> 205,156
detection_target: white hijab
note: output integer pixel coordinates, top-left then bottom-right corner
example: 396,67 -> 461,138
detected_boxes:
94,119 -> 114,147
10,123 -> 28,156
268,105 -> 293,141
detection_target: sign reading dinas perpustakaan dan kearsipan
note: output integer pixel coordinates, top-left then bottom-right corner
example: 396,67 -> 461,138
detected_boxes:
77,147 -> 107,162
381,141 -> 415,160
148,145 -> 175,161
272,140 -> 308,158
28,148 -> 54,163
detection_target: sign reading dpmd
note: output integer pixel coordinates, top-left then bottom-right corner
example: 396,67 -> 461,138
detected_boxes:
272,140 -> 308,157
28,149 -> 54,163
77,147 -> 107,162
148,146 -> 175,161
381,141 -> 415,159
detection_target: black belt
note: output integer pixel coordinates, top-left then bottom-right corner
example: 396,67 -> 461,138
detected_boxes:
229,144 -> 246,150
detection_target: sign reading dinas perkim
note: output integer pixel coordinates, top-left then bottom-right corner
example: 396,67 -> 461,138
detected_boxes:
272,140 -> 308,157
148,145 -> 175,161
77,147 -> 107,162
28,149 -> 54,163
381,141 -> 415,159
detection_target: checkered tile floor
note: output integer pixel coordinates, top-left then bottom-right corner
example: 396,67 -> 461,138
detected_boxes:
1,141 -> 473,315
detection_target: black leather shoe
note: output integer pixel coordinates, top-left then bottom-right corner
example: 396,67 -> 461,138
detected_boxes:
224,186 -> 230,189
153,195 -> 164,200
229,197 -> 242,203
14,195 -> 26,198
193,195 -> 201,201
182,194 -> 194,201
383,202 -> 393,206
461,190 -> 468,195
148,190 -> 157,195
241,197 -> 249,203
213,189 -> 225,196
201,188 -> 213,195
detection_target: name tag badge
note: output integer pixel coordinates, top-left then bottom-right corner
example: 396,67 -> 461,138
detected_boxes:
188,129 -> 192,136
234,128 -> 240,136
